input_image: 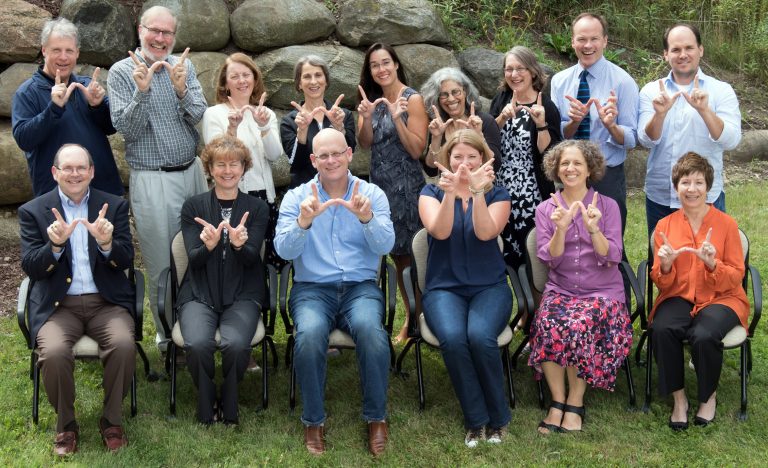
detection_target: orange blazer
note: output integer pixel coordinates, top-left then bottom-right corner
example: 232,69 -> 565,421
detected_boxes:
650,208 -> 749,328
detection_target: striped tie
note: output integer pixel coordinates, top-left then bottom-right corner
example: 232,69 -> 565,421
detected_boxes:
575,70 -> 590,140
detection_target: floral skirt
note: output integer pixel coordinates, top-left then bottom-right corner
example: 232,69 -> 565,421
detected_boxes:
528,291 -> 632,390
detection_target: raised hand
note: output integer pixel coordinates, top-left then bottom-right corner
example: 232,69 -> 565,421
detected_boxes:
323,94 -> 346,131
652,79 -> 682,114
335,180 -> 373,222
594,90 -> 618,127
435,162 -> 460,195
81,203 -> 114,247
297,183 -> 340,229
357,85 -> 383,120
128,50 -> 165,93
71,67 -> 106,107
247,92 -> 271,127
428,105 -> 453,138
681,74 -> 709,112
689,227 -> 717,268
223,212 -> 250,249
519,92 -> 546,128
565,94 -> 593,124
550,194 -> 579,231
226,96 -> 246,135
290,100 -> 314,131
656,231 -> 687,271
468,157 -> 495,190
50,69 -> 79,108
162,47 -> 190,97
47,207 -> 80,247
454,101 -> 483,134
499,92 -> 520,123
382,86 -> 408,120
579,191 -> 602,233
194,216 -> 226,251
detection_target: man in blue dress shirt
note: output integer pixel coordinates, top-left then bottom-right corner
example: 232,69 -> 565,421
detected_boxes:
274,128 -> 395,456
638,23 -> 741,235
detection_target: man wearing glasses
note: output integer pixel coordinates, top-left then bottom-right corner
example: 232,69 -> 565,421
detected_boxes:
19,144 -> 136,455
274,128 -> 395,457
12,18 -> 123,197
107,5 -> 207,353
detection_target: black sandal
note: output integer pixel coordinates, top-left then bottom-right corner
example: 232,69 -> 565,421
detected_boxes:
538,401 -> 566,434
559,404 -> 585,433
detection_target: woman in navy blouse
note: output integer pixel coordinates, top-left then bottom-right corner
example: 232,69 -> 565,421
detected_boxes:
418,129 -> 512,448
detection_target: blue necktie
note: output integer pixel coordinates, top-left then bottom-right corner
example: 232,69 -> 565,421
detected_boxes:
575,70 -> 590,140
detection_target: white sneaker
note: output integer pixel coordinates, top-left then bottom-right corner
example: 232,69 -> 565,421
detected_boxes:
246,356 -> 261,373
465,427 -> 484,448
486,426 -> 506,444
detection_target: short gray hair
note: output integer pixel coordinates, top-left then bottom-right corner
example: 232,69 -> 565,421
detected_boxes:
140,5 -> 179,31
421,67 -> 481,120
41,18 -> 79,48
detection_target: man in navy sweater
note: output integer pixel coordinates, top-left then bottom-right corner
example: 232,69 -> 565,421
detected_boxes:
12,17 -> 124,197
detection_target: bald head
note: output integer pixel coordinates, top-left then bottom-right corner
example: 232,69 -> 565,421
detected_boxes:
312,128 -> 346,153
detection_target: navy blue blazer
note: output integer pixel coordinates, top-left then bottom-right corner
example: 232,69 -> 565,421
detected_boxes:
18,187 -> 135,345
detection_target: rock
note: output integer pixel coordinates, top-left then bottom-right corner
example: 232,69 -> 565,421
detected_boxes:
0,63 -> 40,118
457,47 -> 504,98
256,45 -> 365,110
0,122 -> 33,204
726,130 -> 768,163
625,147 -> 648,189
106,132 -> 131,187
394,44 -> 458,91
141,0 -> 231,52
0,0 -> 51,63
337,0 -> 449,47
231,0 -> 335,53
61,0 -> 136,67
187,51 -> 228,106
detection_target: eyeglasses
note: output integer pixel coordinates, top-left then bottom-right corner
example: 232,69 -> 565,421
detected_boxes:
314,148 -> 348,161
55,165 -> 90,175
504,67 -> 528,74
438,88 -> 463,100
141,25 -> 176,38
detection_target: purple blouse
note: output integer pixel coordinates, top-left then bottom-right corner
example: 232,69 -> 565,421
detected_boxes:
534,188 -> 625,303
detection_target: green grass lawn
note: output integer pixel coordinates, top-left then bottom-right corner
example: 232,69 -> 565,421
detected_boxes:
2,183 -> 767,466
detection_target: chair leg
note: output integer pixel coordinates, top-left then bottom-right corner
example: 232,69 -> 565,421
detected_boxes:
284,336 -> 294,370
32,357 -> 40,425
643,332 -> 653,413
536,378 -> 545,409
414,339 -> 426,411
623,357 -> 636,408
635,331 -> 648,366
169,342 -> 177,416
289,360 -> 296,411
136,344 -> 159,382
396,339 -> 415,375
388,340 -> 396,370
740,342 -> 748,421
503,347 -> 515,409
266,337 -> 278,370
747,340 -> 753,375
261,341 -> 269,410
130,371 -> 137,417
510,336 -> 529,370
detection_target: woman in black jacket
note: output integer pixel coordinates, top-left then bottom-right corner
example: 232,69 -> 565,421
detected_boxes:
178,135 -> 268,425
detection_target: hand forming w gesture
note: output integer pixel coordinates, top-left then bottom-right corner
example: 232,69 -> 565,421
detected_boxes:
81,203 -> 114,247
335,180 -> 373,222
128,47 -> 190,96
550,194 -> 580,230
428,105 -> 453,138
454,101 -> 483,135
594,90 -> 619,127
652,79 -> 682,114
681,74 -> 709,112
657,227 -> 716,271
468,157 -> 495,190
50,69 -> 80,108
224,212 -> 250,249
517,92 -> 546,128
47,207 -> 80,247
194,217 -> 226,251
434,162 -> 461,195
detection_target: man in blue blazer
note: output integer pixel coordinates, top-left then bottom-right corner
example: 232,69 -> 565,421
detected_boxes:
18,144 -> 135,456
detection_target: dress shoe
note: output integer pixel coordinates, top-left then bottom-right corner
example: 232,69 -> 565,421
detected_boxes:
304,425 -> 325,455
693,415 -> 715,427
54,430 -> 78,456
368,421 -> 388,457
99,418 -> 128,452
668,417 -> 689,431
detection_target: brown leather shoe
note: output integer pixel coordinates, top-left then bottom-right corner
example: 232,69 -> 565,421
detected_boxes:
368,421 -> 388,457
304,425 -> 325,455
54,431 -> 78,456
99,419 -> 128,452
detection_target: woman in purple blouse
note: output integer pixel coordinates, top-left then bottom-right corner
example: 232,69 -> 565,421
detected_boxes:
528,140 -> 632,434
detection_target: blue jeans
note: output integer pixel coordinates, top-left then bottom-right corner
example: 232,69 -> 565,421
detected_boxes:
646,192 -> 725,238
289,281 -> 390,426
422,281 -> 513,430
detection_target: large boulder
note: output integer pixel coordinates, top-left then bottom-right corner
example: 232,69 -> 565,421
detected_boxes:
394,44 -> 458,92
61,0 -> 136,67
726,130 -> 768,163
231,0 -> 335,53
457,47 -> 504,98
337,0 -> 449,47
0,63 -> 40,118
0,122 -> 32,204
187,51 -> 228,106
0,0 -> 51,63
625,147 -> 648,189
256,45 -> 365,110
141,0 -> 231,52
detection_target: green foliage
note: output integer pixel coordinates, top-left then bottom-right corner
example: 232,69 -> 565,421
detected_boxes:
543,30 -> 575,60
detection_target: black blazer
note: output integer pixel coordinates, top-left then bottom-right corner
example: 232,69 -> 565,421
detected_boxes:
178,189 -> 269,312
19,188 -> 135,345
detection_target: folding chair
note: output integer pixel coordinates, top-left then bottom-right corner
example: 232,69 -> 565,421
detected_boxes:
637,228 -> 762,419
16,266 -> 153,424
395,228 -> 524,410
157,231 -> 278,415
279,257 -> 397,410
517,228 -> 641,408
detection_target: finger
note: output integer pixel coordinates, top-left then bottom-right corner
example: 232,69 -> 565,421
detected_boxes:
66,218 -> 81,233
565,95 -> 579,105
55,69 -> 62,86
258,92 -> 266,108
610,89 -> 616,99
92,67 -> 101,84
352,179 -> 360,197
511,93 -> 518,112
332,94 -> 344,108
51,207 -> 66,224
97,203 -> 108,220
311,182 -> 320,201
71,82 -> 89,94
128,50 -> 141,66
444,118 -> 453,126
310,106 -> 327,117
704,227 -> 712,243
372,97 -> 385,107
670,91 -> 682,101
358,85 -> 368,102
238,211 -> 249,228
537,92 -> 542,106
591,191 -> 598,207
478,158 -> 495,172
658,231 -> 673,248
658,79 -> 665,94
194,217 -> 214,229
179,47 -> 190,65
590,98 -> 601,113
550,193 -> 563,210
397,86 -> 406,100
431,105 -> 441,121
434,162 -> 449,174
694,74 -> 699,89
470,101 -> 476,117
152,61 -> 167,73
290,101 -> 304,113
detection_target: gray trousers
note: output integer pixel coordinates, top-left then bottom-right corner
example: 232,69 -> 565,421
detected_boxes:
129,159 -> 207,350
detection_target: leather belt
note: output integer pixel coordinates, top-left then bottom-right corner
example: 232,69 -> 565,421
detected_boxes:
158,158 -> 195,172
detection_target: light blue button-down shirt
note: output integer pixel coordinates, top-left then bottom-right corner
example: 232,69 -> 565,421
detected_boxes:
274,173 -> 395,283
53,188 -> 110,295
638,69 -> 741,207
550,56 -> 639,167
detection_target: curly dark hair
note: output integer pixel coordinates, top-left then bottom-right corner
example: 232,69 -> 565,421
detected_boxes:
671,152 -> 714,191
200,135 -> 252,176
542,140 -> 606,185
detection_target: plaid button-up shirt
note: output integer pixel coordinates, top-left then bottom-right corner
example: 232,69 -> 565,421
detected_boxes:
107,49 -> 207,170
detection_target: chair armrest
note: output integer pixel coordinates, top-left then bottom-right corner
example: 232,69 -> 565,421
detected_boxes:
506,265 -> 525,328
384,260 -> 397,335
278,262 -> 293,334
403,265 -> 419,336
156,266 -> 172,337
747,264 -> 762,337
516,264 -> 534,317
265,264 -> 278,335
133,269 -> 145,342
620,261 -> 644,327
16,277 -> 32,349
636,260 -> 647,302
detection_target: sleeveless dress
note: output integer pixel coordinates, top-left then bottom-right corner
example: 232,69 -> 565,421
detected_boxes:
369,87 -> 425,256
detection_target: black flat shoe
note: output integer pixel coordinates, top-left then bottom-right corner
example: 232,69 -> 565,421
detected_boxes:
668,417 -> 689,431
538,401 -> 566,434
560,404 -> 585,433
693,415 -> 714,427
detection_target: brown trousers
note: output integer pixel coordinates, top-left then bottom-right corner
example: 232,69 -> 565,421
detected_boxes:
36,294 -> 135,432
